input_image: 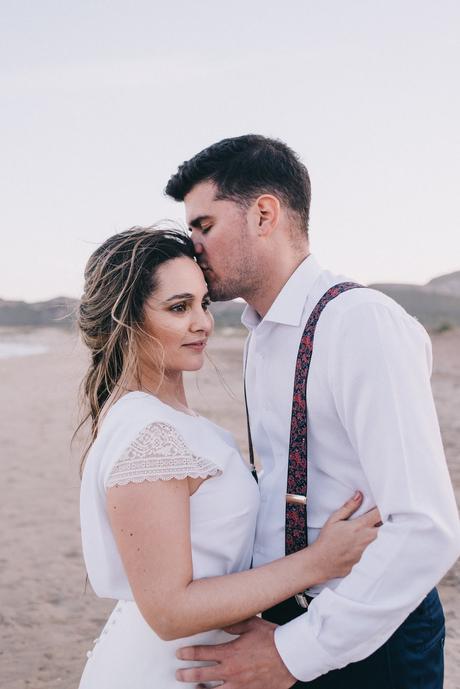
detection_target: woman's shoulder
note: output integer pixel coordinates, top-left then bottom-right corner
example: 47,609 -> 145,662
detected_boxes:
85,392 -> 226,489
100,391 -> 182,434
93,391 -> 209,457
84,393 -> 179,474
85,391 -> 241,483
106,390 -> 167,416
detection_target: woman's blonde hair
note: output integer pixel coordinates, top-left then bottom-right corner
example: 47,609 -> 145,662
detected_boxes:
76,224 -> 195,471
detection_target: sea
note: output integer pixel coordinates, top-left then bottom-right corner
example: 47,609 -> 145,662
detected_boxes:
0,332 -> 49,360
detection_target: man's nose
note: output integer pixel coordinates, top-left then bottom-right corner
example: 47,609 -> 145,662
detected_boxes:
190,230 -> 204,255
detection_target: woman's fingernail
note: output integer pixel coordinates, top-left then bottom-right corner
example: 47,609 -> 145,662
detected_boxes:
353,491 -> 362,501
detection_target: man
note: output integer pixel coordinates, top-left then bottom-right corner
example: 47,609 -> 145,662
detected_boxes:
165,135 -> 460,688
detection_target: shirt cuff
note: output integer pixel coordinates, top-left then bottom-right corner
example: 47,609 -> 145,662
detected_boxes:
273,597 -> 341,683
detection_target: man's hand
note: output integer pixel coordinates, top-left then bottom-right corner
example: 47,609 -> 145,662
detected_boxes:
175,616 -> 297,689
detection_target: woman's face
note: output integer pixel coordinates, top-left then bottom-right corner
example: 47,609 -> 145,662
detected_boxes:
142,256 -> 214,373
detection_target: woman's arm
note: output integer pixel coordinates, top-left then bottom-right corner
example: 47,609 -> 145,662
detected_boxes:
107,478 -> 379,641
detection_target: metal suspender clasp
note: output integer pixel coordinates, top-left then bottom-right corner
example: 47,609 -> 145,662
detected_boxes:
286,494 -> 307,505
294,592 -> 310,609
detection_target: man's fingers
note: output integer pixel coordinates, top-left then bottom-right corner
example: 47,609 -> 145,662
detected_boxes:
222,618 -> 256,635
176,663 -> 223,684
176,641 -> 234,662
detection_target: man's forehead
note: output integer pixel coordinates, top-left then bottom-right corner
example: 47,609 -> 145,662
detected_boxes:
184,181 -> 218,221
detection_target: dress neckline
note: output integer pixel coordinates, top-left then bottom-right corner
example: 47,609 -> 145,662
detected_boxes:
113,390 -> 201,419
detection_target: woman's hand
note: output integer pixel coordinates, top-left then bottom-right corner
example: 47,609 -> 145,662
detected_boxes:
311,491 -> 381,582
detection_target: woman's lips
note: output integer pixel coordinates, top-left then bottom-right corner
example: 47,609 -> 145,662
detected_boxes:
182,340 -> 207,351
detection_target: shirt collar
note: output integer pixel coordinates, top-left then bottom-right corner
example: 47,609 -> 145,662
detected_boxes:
241,255 -> 322,330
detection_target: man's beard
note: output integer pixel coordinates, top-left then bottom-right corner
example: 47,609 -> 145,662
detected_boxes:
205,266 -> 260,303
200,267 -> 242,302
201,240 -> 259,302
206,277 -> 240,302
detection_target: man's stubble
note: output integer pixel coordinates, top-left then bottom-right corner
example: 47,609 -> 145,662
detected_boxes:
205,228 -> 265,304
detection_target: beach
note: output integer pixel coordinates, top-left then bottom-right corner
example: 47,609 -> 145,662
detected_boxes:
1,326 -> 459,688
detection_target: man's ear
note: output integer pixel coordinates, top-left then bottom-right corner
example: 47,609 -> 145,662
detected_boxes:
252,195 -> 280,237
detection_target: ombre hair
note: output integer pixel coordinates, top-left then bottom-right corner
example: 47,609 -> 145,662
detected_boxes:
76,223 -> 195,471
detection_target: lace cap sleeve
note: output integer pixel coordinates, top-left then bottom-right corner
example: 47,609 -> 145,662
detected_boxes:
105,421 -> 222,488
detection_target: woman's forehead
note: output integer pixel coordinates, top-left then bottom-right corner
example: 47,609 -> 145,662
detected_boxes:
155,257 -> 207,294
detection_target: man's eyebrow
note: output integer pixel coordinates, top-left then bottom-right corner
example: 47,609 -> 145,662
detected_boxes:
189,215 -> 212,229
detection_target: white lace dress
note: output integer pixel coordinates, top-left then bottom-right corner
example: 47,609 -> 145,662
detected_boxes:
79,392 -> 260,689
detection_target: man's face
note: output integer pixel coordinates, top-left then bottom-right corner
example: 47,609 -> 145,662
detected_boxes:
184,181 -> 259,302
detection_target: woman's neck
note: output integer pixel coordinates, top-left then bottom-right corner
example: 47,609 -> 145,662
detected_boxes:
134,368 -> 189,412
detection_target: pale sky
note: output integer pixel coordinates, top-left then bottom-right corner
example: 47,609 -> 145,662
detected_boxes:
1,0 -> 459,301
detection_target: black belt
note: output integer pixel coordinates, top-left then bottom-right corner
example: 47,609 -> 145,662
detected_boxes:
262,594 -> 314,625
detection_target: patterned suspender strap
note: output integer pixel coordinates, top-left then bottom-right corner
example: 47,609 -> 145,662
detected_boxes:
285,282 -> 363,557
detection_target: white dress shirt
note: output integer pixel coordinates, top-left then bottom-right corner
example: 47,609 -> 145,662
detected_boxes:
242,255 -> 460,682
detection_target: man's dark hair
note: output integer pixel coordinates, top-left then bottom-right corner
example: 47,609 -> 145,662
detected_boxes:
165,134 -> 311,236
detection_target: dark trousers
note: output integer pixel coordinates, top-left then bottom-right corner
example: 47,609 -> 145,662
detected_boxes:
263,588 -> 445,688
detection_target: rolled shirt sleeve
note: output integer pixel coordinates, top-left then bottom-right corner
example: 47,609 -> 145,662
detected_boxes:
274,300 -> 460,682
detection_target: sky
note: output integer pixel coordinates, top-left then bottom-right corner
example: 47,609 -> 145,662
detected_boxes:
1,0 -> 459,302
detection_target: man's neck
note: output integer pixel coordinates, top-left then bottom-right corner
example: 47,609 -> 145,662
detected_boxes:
246,251 -> 310,318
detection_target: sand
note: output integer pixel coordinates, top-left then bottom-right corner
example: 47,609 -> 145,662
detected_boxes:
1,326 -> 459,688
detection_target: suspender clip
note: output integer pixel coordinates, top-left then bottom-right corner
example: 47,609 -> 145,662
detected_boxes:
286,493 -> 307,505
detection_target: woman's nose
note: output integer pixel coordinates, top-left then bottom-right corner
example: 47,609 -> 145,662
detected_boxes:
191,307 -> 211,333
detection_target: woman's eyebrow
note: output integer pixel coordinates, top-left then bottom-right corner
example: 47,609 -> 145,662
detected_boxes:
161,291 -> 210,305
163,293 -> 194,303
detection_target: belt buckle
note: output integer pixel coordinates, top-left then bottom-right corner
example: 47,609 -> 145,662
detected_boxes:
295,592 -> 310,609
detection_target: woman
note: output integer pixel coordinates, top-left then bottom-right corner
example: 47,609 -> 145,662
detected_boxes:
78,225 -> 380,688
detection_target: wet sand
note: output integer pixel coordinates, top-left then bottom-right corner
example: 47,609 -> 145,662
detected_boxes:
0,326 -> 459,688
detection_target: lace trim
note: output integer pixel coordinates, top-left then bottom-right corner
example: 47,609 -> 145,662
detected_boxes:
106,421 -> 222,488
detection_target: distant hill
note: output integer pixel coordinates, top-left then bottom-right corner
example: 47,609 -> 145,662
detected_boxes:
2,270 -> 459,330
368,283 -> 460,329
209,300 -> 246,328
0,295 -> 245,329
0,297 -> 78,327
369,269 -> 460,329
426,270 -> 460,297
